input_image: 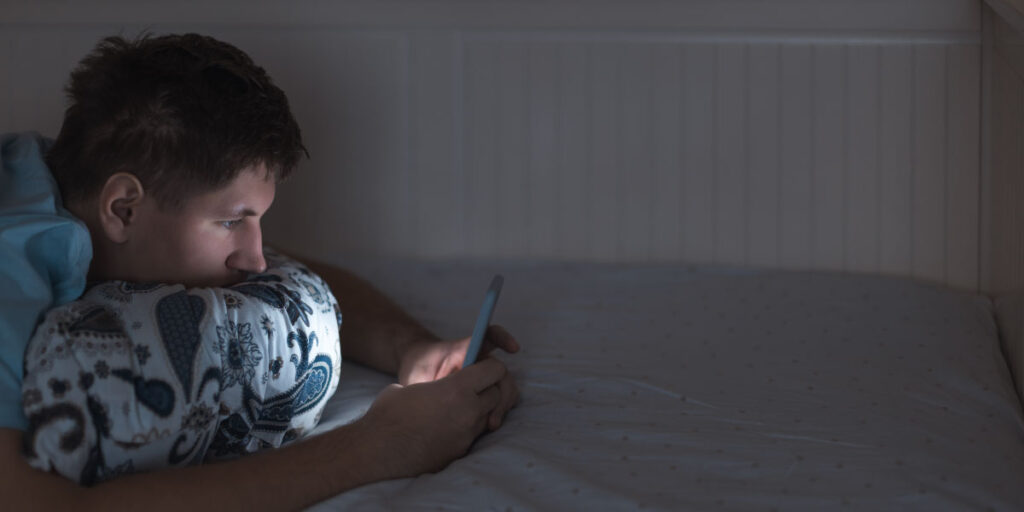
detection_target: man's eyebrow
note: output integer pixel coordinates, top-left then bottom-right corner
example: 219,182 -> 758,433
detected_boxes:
220,207 -> 259,217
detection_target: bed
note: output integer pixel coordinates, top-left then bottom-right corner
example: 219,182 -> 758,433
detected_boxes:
305,260 -> 1024,510
4,0 -> 1024,509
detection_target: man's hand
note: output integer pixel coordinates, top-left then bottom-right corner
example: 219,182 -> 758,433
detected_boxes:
358,358 -> 511,477
295,256 -> 522,428
397,325 -> 521,430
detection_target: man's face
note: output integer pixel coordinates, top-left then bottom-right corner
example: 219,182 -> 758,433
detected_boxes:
124,166 -> 276,288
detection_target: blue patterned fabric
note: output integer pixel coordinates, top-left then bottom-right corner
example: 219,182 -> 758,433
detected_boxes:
21,250 -> 342,485
0,132 -> 92,431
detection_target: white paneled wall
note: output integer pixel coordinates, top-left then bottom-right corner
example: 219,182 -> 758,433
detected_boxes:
272,32 -> 982,290
0,0 -> 985,290
450,37 -> 982,278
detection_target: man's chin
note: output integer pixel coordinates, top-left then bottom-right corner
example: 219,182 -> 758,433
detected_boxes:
183,273 -> 248,288
91,269 -> 248,288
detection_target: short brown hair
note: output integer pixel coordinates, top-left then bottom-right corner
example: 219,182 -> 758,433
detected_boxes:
47,33 -> 306,209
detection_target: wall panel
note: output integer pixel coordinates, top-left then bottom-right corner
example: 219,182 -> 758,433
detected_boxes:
446,34 -> 981,288
0,0 -> 983,289
746,44 -> 782,268
878,46 -> 916,278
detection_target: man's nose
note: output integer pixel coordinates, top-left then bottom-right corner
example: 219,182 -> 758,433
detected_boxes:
227,225 -> 267,274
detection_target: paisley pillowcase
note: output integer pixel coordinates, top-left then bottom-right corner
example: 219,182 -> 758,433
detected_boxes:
21,250 -> 342,485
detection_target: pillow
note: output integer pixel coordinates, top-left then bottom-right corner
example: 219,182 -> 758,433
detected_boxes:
21,249 -> 342,485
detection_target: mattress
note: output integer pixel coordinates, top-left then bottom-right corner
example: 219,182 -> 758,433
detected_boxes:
307,260 -> 1024,511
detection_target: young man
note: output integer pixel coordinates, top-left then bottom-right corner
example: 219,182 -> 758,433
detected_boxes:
0,33 -> 519,509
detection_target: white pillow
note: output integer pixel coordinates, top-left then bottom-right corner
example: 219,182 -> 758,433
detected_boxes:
21,249 -> 342,485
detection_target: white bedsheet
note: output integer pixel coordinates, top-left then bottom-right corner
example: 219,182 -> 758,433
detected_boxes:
308,261 -> 1024,511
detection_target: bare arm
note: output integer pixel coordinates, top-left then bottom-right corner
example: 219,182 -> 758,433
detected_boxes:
295,255 -> 520,428
1,421 -> 379,511
297,256 -> 440,375
3,358 -> 510,511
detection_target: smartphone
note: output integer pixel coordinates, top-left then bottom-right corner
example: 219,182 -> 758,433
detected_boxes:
462,274 -> 504,368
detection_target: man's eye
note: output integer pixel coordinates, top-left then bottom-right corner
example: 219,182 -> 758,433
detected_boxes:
221,219 -> 242,229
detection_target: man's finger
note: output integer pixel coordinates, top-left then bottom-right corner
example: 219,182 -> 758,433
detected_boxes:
481,325 -> 520,355
456,358 -> 507,393
478,384 -> 502,412
489,374 -> 519,429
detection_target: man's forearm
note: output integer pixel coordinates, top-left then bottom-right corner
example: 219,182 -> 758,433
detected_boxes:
4,420 -> 388,512
297,256 -> 440,375
94,421 -> 382,510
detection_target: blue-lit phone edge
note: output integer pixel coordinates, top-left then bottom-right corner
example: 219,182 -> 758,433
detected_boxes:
463,275 -> 504,368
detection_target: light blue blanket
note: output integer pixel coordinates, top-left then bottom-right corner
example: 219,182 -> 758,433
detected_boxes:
0,132 -> 92,431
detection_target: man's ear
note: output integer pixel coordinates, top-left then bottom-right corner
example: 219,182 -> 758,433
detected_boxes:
97,173 -> 146,244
